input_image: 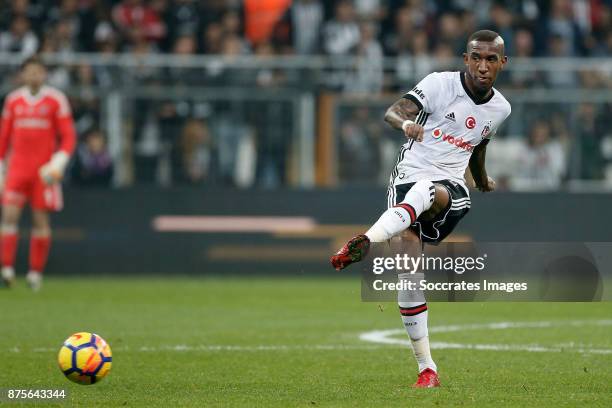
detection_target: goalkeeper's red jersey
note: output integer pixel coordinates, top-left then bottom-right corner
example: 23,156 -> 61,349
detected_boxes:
0,86 -> 76,177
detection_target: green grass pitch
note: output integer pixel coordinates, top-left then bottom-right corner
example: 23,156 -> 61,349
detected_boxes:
0,277 -> 610,407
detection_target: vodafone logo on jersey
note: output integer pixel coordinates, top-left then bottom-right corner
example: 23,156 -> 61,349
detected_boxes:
431,128 -> 474,152
465,116 -> 476,129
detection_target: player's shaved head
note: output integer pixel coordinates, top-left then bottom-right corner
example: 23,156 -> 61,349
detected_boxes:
462,29 -> 508,96
466,30 -> 505,56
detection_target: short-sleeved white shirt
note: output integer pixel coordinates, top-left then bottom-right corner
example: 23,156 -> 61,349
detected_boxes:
389,71 -> 511,193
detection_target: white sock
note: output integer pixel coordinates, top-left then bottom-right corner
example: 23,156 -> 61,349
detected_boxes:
365,180 -> 435,242
410,337 -> 436,373
365,206 -> 413,242
398,273 -> 436,373
1,266 -> 15,280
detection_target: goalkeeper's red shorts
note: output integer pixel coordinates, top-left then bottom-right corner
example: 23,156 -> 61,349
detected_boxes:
3,171 -> 63,211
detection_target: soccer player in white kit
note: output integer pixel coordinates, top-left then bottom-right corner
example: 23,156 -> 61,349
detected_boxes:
330,30 -> 511,388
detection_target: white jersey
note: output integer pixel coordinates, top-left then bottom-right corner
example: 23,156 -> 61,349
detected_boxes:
389,71 -> 511,194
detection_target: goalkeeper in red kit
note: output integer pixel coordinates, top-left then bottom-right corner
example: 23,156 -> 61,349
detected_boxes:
0,56 -> 76,290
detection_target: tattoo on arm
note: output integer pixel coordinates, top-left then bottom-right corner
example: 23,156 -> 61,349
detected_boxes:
384,98 -> 421,130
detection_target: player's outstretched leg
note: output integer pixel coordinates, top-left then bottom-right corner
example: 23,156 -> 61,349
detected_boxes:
365,180 -> 435,243
330,180 -> 437,270
330,234 -> 370,270
27,210 -> 52,291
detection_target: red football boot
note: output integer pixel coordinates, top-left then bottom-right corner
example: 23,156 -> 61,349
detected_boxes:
330,234 -> 370,270
412,368 -> 440,388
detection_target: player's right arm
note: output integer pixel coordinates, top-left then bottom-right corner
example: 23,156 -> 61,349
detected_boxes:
385,72 -> 444,143
384,98 -> 424,142
0,95 -> 15,190
0,96 -> 14,160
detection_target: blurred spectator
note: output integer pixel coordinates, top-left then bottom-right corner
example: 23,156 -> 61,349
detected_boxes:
220,10 -> 250,52
345,22 -> 384,94
166,34 -> 202,85
432,42 -> 457,72
509,28 -> 539,88
273,0 -> 324,55
0,16 -> 38,57
112,0 -> 166,47
323,0 -> 360,56
594,29 -> 612,57
254,42 -> 284,88
0,0 -> 44,34
575,103 -> 605,180
221,10 -> 243,38
244,0 -> 291,46
516,121 -> 566,190
546,34 -> 577,87
461,9 -> 478,41
177,118 -> 212,184
173,35 -> 197,55
163,0 -> 200,52
212,114 -> 255,187
354,0 -> 386,21
126,28 -> 161,83
71,64 -> 99,135
71,129 -> 114,187
50,18 -> 79,55
92,3 -> 118,53
489,3 -> 513,54
45,0 -> 83,50
437,13 -> 464,54
339,106 -> 386,184
201,22 -> 224,54
396,30 -> 434,86
383,6 -> 415,56
540,0 -> 583,56
205,34 -> 252,86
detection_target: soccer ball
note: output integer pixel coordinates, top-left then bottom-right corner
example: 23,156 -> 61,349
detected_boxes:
57,332 -> 112,385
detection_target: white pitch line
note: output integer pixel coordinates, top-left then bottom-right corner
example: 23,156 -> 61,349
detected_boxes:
359,319 -> 612,354
428,319 -> 612,334
9,342 -> 612,355
13,344 -> 393,353
6,320 -> 612,355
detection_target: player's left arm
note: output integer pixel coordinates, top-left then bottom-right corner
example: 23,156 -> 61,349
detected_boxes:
40,92 -> 77,185
468,139 -> 495,192
469,103 -> 512,192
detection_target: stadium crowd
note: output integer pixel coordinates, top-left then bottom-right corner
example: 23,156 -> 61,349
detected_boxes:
1,0 -> 610,60
0,0 -> 610,189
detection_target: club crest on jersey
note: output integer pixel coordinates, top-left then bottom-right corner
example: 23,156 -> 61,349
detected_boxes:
481,120 -> 492,138
431,128 -> 474,152
465,116 -> 476,129
444,112 -> 456,122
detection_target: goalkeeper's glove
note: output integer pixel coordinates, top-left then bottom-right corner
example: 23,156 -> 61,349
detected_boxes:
39,151 -> 70,185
